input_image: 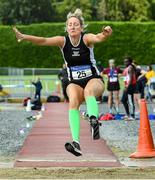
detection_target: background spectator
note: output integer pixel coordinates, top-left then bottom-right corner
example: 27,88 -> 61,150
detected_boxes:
31,77 -> 43,102
121,57 -> 137,120
103,59 -> 122,114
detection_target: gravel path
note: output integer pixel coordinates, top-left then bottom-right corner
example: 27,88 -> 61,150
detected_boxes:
0,106 -> 36,157
0,102 -> 155,161
100,120 -> 155,151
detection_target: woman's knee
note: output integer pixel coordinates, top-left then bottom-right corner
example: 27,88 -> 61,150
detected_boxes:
84,88 -> 94,97
67,84 -> 84,108
115,94 -> 119,101
69,98 -> 81,109
84,85 -> 104,97
84,79 -> 104,97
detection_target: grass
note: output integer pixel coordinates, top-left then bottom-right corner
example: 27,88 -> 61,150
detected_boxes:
0,167 -> 155,179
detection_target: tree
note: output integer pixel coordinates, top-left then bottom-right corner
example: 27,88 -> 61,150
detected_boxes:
97,0 -> 124,21
97,0 -> 151,21
120,0 -> 151,21
0,0 -> 55,25
97,0 -> 107,20
90,0 -> 100,20
52,0 -> 92,22
149,0 -> 155,20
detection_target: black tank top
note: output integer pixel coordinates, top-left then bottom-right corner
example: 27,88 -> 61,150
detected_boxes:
61,33 -> 99,81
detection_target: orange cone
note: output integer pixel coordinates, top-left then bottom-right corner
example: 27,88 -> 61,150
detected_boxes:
130,99 -> 155,158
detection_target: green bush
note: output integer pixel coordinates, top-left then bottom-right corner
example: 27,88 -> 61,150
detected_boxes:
0,22 -> 155,68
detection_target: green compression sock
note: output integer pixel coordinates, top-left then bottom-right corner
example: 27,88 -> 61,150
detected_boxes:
86,96 -> 98,118
69,109 -> 80,142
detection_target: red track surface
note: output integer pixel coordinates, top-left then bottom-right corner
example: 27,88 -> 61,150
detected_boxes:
14,103 -> 122,167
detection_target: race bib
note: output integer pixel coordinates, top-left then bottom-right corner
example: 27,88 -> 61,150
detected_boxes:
71,65 -> 92,80
109,77 -> 117,82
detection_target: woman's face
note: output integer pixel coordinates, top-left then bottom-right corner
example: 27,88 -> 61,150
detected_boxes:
109,62 -> 114,68
124,59 -> 129,67
66,17 -> 83,37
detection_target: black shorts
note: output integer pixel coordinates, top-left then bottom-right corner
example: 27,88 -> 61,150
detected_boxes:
135,80 -> 144,94
68,75 -> 104,89
107,82 -> 120,91
126,84 -> 136,94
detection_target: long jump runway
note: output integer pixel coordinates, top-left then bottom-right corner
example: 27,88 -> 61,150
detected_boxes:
14,103 -> 122,167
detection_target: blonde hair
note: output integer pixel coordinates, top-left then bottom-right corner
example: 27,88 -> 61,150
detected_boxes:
109,59 -> 115,64
65,9 -> 87,31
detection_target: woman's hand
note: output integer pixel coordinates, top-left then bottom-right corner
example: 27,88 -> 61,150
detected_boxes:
102,26 -> 113,37
12,26 -> 25,42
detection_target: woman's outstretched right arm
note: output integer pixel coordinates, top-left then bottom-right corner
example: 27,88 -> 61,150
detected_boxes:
12,26 -> 64,47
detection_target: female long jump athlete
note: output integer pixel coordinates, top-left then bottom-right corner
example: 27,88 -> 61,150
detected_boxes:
13,9 -> 112,156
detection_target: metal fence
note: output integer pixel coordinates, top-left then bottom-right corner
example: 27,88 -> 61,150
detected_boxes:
0,77 -> 61,99
0,67 -> 61,76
